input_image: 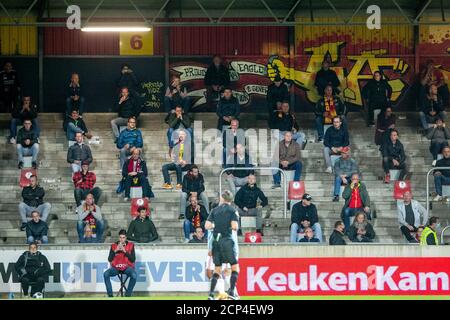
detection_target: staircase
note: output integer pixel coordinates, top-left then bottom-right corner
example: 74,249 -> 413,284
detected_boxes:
0,111 -> 449,245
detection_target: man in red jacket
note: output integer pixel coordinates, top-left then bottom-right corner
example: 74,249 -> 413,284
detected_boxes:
103,229 -> 137,297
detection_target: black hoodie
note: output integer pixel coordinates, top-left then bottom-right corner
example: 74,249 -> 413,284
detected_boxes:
235,184 -> 268,209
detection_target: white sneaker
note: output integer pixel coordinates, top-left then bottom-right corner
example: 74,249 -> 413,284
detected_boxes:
432,160 -> 437,167
325,167 -> 333,174
433,195 -> 442,201
9,137 -> 16,144
183,238 -> 190,243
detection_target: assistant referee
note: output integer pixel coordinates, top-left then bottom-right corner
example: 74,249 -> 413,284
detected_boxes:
205,190 -> 240,300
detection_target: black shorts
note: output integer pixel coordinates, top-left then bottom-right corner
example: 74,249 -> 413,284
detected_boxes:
212,237 -> 237,266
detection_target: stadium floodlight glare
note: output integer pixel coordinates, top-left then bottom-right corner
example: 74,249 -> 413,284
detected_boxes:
81,26 -> 151,32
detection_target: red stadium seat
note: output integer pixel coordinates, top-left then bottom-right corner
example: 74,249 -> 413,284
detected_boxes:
244,232 -> 262,243
20,169 -> 37,188
393,180 -> 412,200
288,181 -> 305,200
130,198 -> 150,218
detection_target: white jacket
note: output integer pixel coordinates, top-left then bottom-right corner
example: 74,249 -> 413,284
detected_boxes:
397,200 -> 428,228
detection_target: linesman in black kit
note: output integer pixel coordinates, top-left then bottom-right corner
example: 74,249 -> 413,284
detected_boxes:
205,190 -> 240,300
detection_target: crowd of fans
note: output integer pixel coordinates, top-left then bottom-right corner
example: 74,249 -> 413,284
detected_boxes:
1,55 -> 449,247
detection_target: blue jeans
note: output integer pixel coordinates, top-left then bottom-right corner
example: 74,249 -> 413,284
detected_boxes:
76,220 -> 104,243
183,220 -> 208,240
434,175 -> 450,196
273,161 -> 302,185
279,131 -> 306,147
103,267 -> 137,297
420,111 -> 447,130
66,122 -> 84,141
334,175 -> 351,197
17,143 -> 39,163
10,118 -> 40,138
162,162 -> 189,185
27,235 -> 48,244
343,207 -> 368,230
66,96 -> 85,115
167,127 -> 193,148
290,222 -> 323,243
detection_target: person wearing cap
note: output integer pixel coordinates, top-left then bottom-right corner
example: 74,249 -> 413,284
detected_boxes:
420,216 -> 439,245
272,131 -> 302,189
323,116 -> 350,174
290,194 -> 322,242
216,87 -> 240,131
67,131 -> 93,173
272,101 -> 307,149
332,146 -> 359,202
72,161 -> 102,206
266,75 -> 289,127
234,174 -> 268,234
314,60 -> 340,96
341,173 -> 371,231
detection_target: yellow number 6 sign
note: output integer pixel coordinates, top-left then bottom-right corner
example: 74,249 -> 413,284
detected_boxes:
120,32 -> 154,55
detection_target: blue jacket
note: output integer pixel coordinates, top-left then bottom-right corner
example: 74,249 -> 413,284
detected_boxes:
117,128 -> 143,149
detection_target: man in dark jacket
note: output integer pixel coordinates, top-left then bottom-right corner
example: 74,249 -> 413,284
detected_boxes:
329,221 -> 347,245
19,175 -> 51,231
314,60 -> 340,95
116,116 -> 143,169
433,146 -> 450,201
342,173 -> 371,231
272,131 -> 303,188
323,116 -> 350,174
0,61 -> 20,113
189,227 -> 207,243
111,87 -> 140,141
362,71 -> 392,126
66,72 -> 84,116
116,64 -> 139,93
419,84 -> 447,130
298,227 -> 320,243
14,242 -> 51,297
26,211 -> 49,244
290,194 -> 322,242
122,148 -> 154,201
67,132 -> 93,173
181,165 -> 209,217
16,119 -> 39,169
183,196 -> 209,241
426,118 -> 450,165
381,129 -> 409,183
273,101 -> 306,148
204,55 -> 230,106
64,109 -> 92,142
235,174 -> 268,233
127,207 -> 159,243
225,143 -> 254,195
315,85 -> 347,141
267,75 -> 289,126
165,105 -> 193,149
216,88 -> 240,131
9,96 -> 39,143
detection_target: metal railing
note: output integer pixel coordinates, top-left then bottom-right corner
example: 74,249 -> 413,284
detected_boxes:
441,226 -> 450,245
425,166 -> 450,215
219,167 -> 288,219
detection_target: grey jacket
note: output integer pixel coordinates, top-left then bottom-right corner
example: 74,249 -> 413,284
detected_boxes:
67,143 -> 93,164
77,202 -> 103,221
171,140 -> 191,164
334,157 -> 359,177
426,126 -> 450,143
396,200 -> 428,228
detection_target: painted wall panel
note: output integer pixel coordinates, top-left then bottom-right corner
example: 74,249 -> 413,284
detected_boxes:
0,17 -> 37,55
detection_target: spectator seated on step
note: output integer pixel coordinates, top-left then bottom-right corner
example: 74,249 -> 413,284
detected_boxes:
26,211 -> 49,244
162,129 -> 192,190
362,71 -> 392,127
332,146 -> 359,202
9,95 -> 40,144
375,107 -> 396,146
19,175 -> 51,232
111,87 -> 141,142
380,129 -> 409,183
216,87 -> 240,131
181,165 -> 209,218
189,227 -> 207,243
271,131 -> 303,189
426,118 -> 450,166
76,193 -> 104,243
116,116 -> 143,169
397,191 -> 428,243
348,212 -> 376,243
341,173 -> 371,231
183,195 -> 209,242
165,105 -> 193,150
266,75 -> 289,129
272,101 -> 306,149
419,84 -> 447,130
72,161 -> 102,207
64,109 -> 92,142
314,84 -> 347,142
66,72 -> 85,116
433,146 -> 450,202
222,119 -> 246,168
225,143 -> 254,195
122,148 -> 154,201
164,76 -> 190,113
298,227 -> 320,243
16,118 -> 39,170
234,174 -> 268,234
67,132 -> 93,173
127,206 -> 159,243
290,193 -> 323,243
329,221 -> 346,245
323,116 -> 349,174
